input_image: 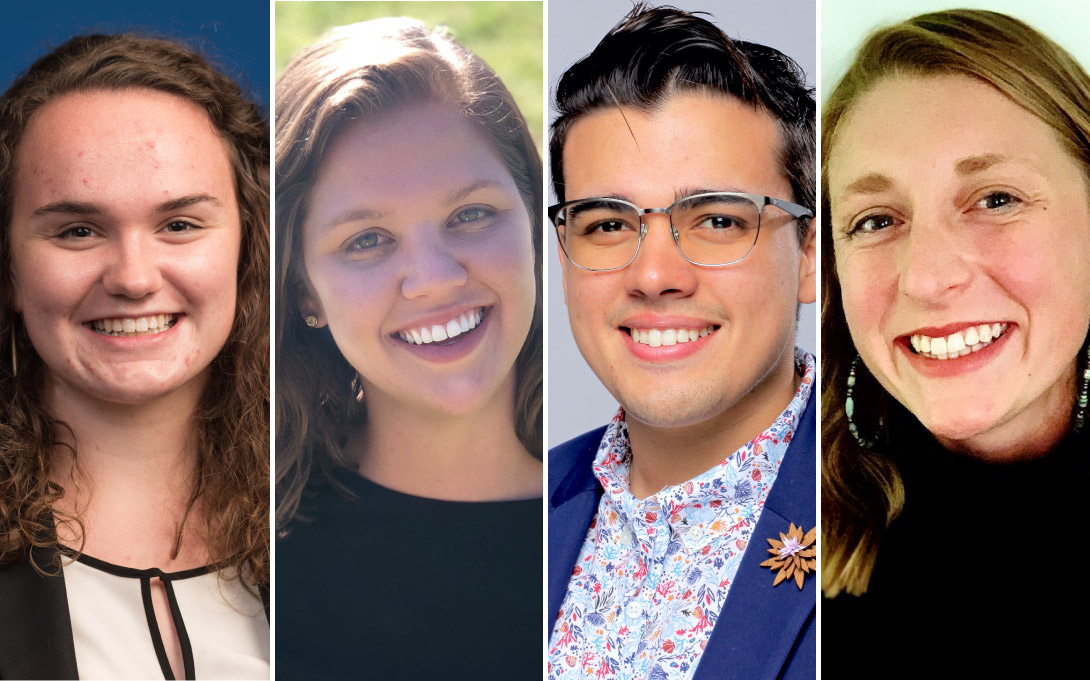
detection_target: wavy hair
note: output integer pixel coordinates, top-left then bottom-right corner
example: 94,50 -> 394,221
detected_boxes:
821,10 -> 1090,596
0,34 -> 270,587
275,18 -> 543,528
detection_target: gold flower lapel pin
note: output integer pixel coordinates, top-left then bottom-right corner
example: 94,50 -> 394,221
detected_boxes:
759,523 -> 816,589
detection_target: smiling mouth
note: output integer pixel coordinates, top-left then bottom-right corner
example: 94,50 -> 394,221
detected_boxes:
908,323 -> 1009,360
622,324 -> 719,347
90,314 -> 176,337
396,307 -> 487,345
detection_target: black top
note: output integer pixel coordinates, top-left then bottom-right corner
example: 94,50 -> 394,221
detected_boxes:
276,468 -> 543,680
822,431 -> 1090,680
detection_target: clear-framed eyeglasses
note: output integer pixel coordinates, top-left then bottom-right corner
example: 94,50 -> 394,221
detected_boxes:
549,191 -> 813,271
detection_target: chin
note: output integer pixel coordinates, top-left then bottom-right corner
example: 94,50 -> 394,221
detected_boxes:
917,404 -> 1001,444
616,384 -> 724,428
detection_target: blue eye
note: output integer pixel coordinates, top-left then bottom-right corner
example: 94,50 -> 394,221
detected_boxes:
345,230 -> 392,257
451,205 -> 496,228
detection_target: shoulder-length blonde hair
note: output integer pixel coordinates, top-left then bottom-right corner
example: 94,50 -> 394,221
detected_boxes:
275,18 -> 543,528
822,9 -> 1090,597
0,34 -> 270,586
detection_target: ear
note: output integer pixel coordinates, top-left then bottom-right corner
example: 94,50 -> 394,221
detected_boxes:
299,286 -> 327,328
796,221 -> 817,305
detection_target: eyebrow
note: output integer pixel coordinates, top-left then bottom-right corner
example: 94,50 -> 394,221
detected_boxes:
588,187 -> 749,205
31,200 -> 104,217
445,179 -> 504,205
30,193 -> 222,218
954,153 -> 1010,176
840,173 -> 894,197
319,179 -> 505,232
155,193 -> 223,213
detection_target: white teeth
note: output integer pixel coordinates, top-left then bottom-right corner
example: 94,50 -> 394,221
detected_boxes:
629,325 -> 716,347
91,314 -> 175,337
909,323 -> 1009,360
398,307 -> 484,345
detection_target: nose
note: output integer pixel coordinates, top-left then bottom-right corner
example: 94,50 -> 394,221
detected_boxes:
622,213 -> 698,299
102,233 -> 163,299
897,217 -> 973,305
400,233 -> 469,299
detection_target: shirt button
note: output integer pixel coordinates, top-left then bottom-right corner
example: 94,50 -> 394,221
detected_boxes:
686,526 -> 703,543
625,602 -> 643,619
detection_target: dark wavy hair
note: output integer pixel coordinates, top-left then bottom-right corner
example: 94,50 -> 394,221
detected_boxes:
0,34 -> 270,587
275,18 -> 543,528
821,10 -> 1090,597
550,3 -> 815,241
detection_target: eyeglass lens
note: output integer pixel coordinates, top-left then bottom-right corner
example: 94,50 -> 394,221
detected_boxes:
557,194 -> 761,269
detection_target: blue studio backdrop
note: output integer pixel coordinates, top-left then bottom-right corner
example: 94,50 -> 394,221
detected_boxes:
1,0 -> 269,109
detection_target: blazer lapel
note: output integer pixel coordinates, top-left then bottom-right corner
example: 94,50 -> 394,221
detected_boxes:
0,546 -> 80,680
694,396 -> 817,680
547,426 -> 607,631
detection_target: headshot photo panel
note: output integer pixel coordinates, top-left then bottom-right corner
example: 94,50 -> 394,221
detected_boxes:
547,2 -> 817,679
0,1 -> 271,679
821,1 -> 1090,678
273,2 -> 543,679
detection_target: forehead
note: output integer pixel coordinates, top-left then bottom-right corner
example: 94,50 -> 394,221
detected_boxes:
304,104 -> 517,228
14,89 -> 234,208
562,91 -> 788,203
827,74 -> 1077,191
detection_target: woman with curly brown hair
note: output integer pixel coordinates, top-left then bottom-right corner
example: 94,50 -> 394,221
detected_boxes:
275,16 -> 542,679
0,34 -> 270,679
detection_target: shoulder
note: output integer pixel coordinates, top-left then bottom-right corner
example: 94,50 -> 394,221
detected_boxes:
548,425 -> 607,496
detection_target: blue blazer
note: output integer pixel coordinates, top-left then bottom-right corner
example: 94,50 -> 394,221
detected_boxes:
548,396 -> 816,680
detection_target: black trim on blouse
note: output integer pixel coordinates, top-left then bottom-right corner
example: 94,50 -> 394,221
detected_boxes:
68,551 -> 216,681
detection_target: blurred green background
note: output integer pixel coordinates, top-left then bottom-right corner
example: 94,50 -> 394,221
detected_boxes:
275,1 -> 543,150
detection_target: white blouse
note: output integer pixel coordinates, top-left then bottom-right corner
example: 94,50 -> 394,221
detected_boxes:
63,554 -> 269,680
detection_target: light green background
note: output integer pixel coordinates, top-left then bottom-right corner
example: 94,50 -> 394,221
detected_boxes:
275,1 -> 543,150
822,0 -> 1090,102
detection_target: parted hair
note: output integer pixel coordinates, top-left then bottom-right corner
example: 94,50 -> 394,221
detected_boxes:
550,2 -> 815,241
821,10 -> 1090,597
0,34 -> 270,587
275,18 -> 543,529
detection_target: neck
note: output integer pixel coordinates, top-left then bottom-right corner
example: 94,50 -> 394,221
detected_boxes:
627,349 -> 800,499
353,370 -> 541,502
47,372 -> 207,568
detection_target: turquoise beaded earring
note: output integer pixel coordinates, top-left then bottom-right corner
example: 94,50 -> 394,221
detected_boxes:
846,355 -> 883,449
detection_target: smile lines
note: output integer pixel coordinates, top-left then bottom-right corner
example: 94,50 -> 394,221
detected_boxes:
627,324 -> 718,347
397,307 -> 485,345
91,314 -> 176,337
909,323 -> 1008,360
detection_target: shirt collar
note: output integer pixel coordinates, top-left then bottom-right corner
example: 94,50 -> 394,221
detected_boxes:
591,348 -> 816,552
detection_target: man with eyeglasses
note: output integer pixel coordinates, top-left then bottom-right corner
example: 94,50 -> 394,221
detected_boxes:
548,5 -> 816,679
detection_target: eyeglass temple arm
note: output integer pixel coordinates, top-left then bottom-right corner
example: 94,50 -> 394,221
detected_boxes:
766,197 -> 813,219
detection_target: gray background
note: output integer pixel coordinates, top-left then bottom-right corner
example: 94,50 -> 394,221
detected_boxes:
547,0 -> 818,447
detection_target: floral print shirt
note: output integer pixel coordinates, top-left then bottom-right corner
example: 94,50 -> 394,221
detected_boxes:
548,349 -> 815,680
